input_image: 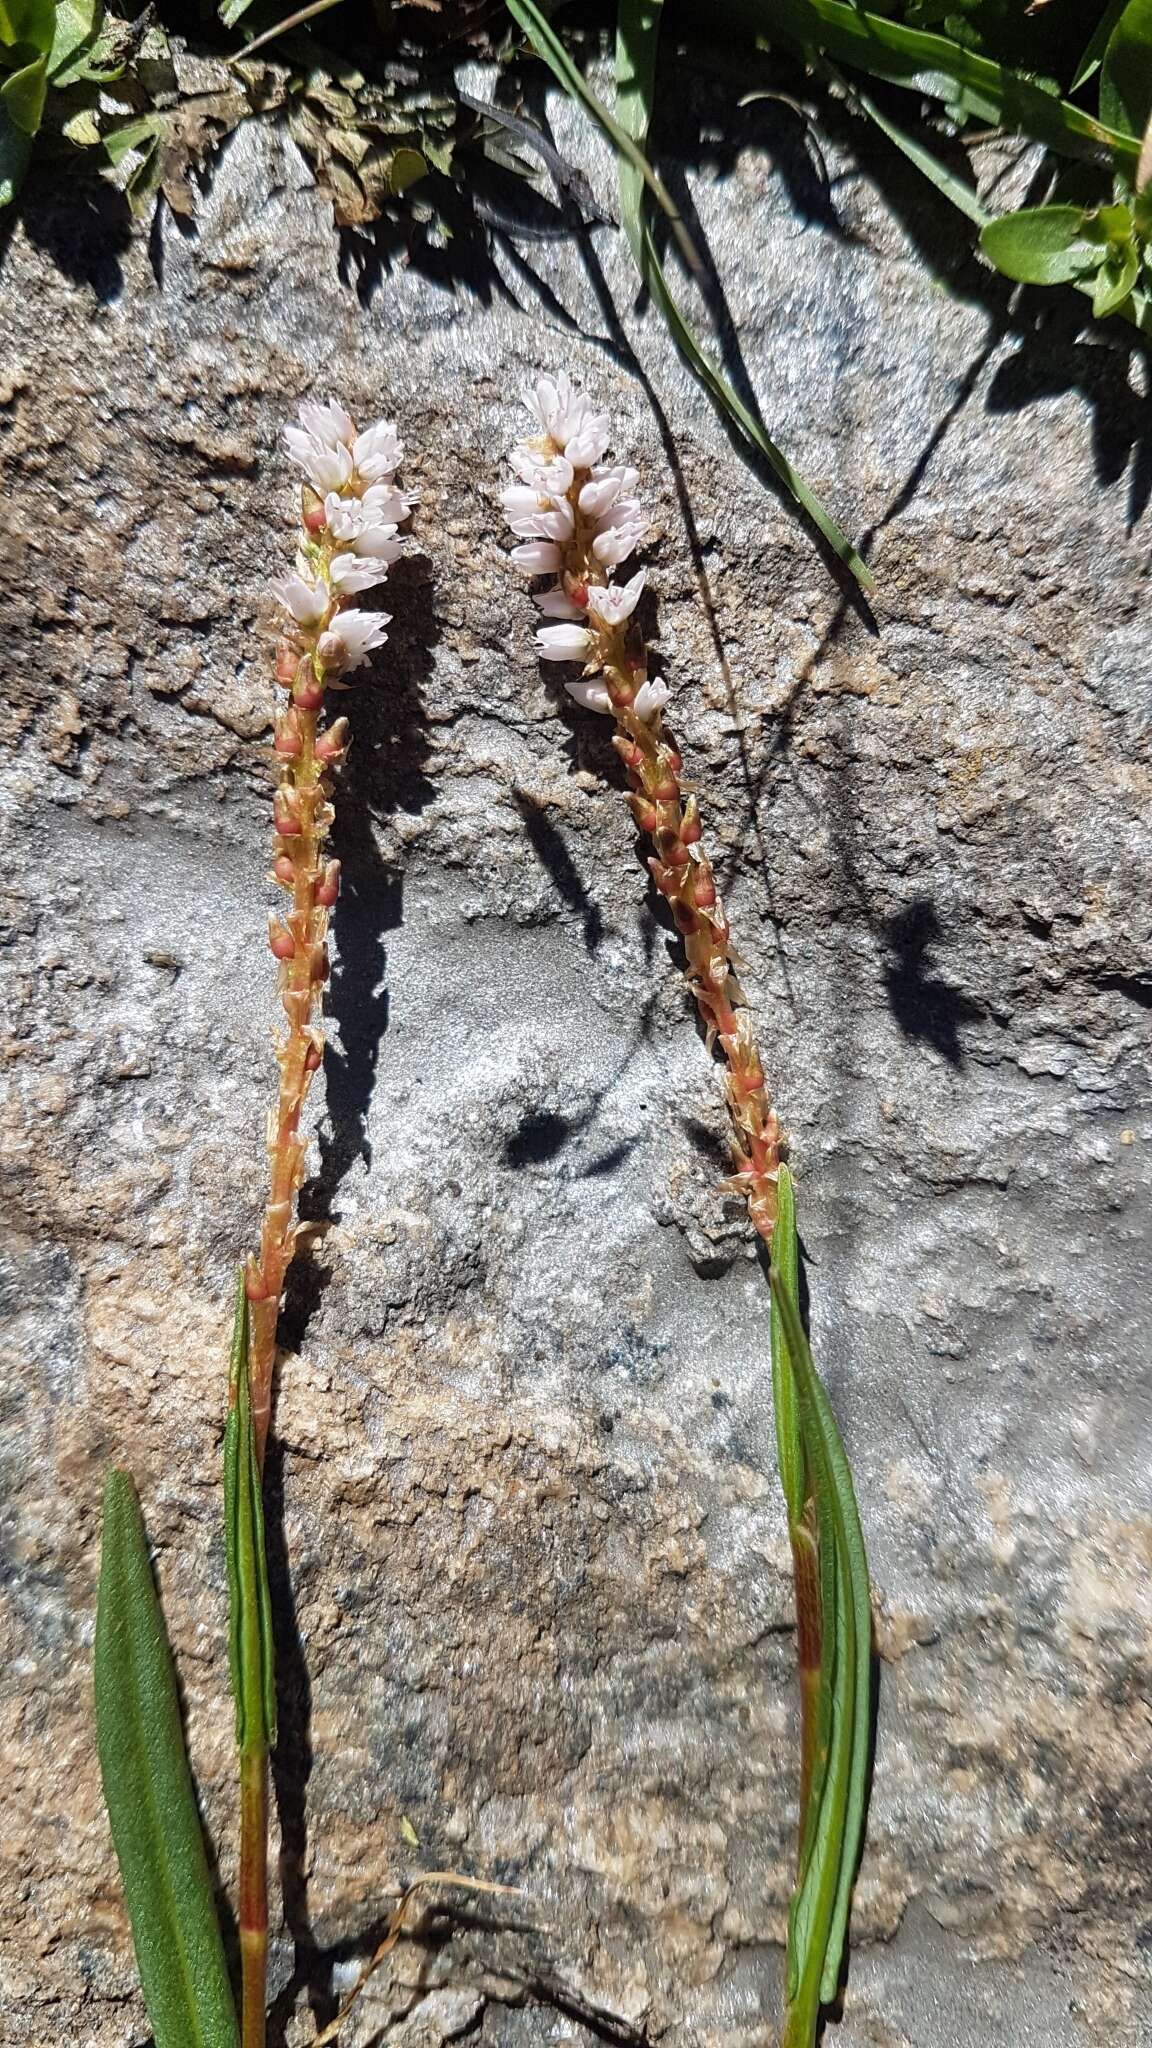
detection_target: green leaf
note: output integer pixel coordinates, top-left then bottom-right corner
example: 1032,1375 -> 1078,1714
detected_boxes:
0,52 -> 46,134
95,1470 -> 240,2048
101,112 -> 163,166
0,94 -> 31,201
1073,0 -> 1129,90
220,0 -> 257,21
703,0 -> 1140,169
821,56 -> 989,226
770,1167 -> 871,2044
48,0 -> 100,78
1093,240 -> 1140,317
223,1275 -> 276,1758
769,1155 -> 805,1527
980,204 -> 1106,285
0,0 -> 54,55
1101,0 -> 1152,143
509,0 -> 872,586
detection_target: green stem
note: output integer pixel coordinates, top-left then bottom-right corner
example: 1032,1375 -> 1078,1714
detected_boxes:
239,1745 -> 269,2048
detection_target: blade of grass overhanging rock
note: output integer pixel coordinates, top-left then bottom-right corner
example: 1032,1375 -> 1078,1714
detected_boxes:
708,0 -> 1140,168
95,1470 -> 239,2048
508,0 -> 701,277
822,59 -> 990,226
599,0 -> 872,585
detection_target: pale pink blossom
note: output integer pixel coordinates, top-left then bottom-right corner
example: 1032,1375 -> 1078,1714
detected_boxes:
298,398 -> 355,448
633,678 -> 669,722
565,676 -> 613,714
353,422 -> 403,481
329,556 -> 389,594
536,623 -> 594,663
283,428 -> 354,494
328,608 -> 391,668
273,571 -> 327,625
511,540 -> 562,575
535,587 -> 587,620
586,571 -> 646,629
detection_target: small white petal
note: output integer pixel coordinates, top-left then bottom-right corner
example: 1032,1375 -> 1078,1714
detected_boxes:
361,484 -> 411,525
586,570 -> 646,628
283,428 -> 354,493
565,675 -> 613,714
324,493 -> 362,541
353,524 -> 401,563
297,398 -> 356,448
535,586 -> 586,620
330,607 -> 390,666
511,540 -> 562,574
564,420 -> 611,468
330,555 -> 389,593
352,421 -> 403,481
536,623 -> 594,663
633,678 -> 669,722
272,572 -> 327,625
526,375 -> 561,435
509,444 -> 573,494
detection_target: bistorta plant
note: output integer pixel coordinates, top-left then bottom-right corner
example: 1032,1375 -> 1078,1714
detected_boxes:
95,401 -> 411,2048
503,374 -> 873,2048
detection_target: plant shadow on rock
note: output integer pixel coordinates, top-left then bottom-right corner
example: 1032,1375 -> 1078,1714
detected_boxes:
269,551 -> 435,2048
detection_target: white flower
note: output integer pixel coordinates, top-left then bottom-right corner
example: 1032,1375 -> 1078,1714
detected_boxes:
565,676 -> 613,714
509,445 -> 574,495
273,571 -> 328,625
283,427 -> 354,494
592,503 -> 648,568
361,483 -> 411,526
564,419 -> 611,468
329,555 -> 389,594
324,493 -> 365,543
353,422 -> 403,481
351,524 -> 402,563
525,374 -> 610,464
579,464 -> 639,520
511,540 -> 562,574
297,398 -> 355,449
585,571 -> 645,628
536,623 -> 594,663
633,678 -> 669,722
328,608 -> 390,667
501,487 -> 573,544
535,586 -> 586,621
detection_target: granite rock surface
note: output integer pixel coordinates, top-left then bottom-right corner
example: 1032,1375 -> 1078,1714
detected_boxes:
1,68 -> 1150,2048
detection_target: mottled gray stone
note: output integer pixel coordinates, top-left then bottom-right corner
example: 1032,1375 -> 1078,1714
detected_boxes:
1,65 -> 1150,2048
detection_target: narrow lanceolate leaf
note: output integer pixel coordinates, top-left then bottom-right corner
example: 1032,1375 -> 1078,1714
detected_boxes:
507,0 -> 873,589
770,1167 -> 872,2046
1100,0 -> 1152,146
768,1153 -> 805,1528
95,1471 -> 239,2048
709,0 -> 1140,168
224,1275 -> 276,1755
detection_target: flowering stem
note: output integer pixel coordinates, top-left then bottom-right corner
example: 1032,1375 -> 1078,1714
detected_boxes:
231,400 -> 408,2047
503,376 -> 869,2039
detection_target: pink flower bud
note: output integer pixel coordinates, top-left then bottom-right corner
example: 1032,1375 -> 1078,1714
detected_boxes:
274,712 -> 302,758
680,797 -> 702,845
302,487 -> 327,535
304,1039 -> 324,1072
276,640 -> 299,686
309,943 -> 329,983
315,718 -> 350,763
268,918 -> 296,961
292,673 -> 325,711
692,869 -> 717,910
315,860 -> 341,908
273,789 -> 302,835
273,854 -> 296,886
245,1260 -> 271,1303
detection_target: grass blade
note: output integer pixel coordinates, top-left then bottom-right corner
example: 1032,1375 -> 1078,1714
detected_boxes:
770,1166 -> 872,2042
709,0 -> 1139,168
95,1471 -> 239,2048
822,58 -> 990,226
508,0 -> 873,588
224,1276 -> 276,1755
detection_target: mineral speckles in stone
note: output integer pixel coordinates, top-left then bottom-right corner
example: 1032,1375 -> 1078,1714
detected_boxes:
244,399 -> 410,1456
502,376 -> 785,1241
